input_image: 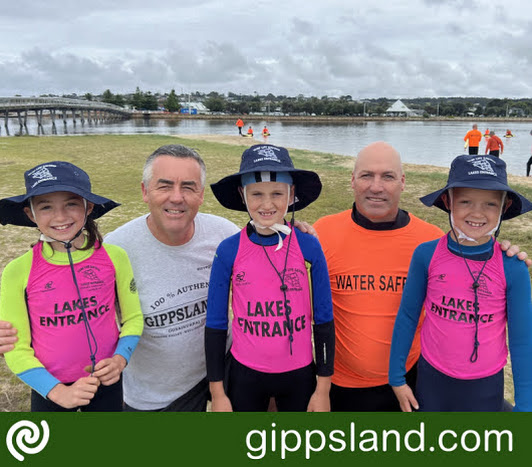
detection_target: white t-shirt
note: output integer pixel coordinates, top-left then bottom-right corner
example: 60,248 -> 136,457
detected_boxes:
105,212 -> 239,410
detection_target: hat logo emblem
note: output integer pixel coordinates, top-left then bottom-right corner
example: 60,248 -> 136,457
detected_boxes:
254,146 -> 281,163
468,157 -> 496,176
29,165 -> 57,188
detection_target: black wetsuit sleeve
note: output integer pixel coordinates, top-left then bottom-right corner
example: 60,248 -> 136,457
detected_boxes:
313,320 -> 335,376
205,327 -> 228,382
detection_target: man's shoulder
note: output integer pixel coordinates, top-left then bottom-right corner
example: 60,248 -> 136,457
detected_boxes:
196,212 -> 240,236
314,209 -> 351,230
407,213 -> 445,239
104,214 -> 147,245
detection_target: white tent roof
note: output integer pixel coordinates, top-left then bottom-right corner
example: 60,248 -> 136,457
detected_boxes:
386,99 -> 412,113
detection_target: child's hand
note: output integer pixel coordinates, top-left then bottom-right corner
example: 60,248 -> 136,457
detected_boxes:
392,384 -> 419,412
85,355 -> 127,386
0,321 -> 18,354
47,376 -> 100,409
306,390 -> 331,412
209,381 -> 233,412
210,393 -> 233,412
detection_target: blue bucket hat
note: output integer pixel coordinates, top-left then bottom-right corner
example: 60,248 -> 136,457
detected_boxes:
0,161 -> 120,227
420,154 -> 532,220
210,144 -> 322,212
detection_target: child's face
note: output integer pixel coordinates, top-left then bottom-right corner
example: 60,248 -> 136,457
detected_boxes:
445,187 -> 507,244
24,191 -> 93,249
242,181 -> 294,233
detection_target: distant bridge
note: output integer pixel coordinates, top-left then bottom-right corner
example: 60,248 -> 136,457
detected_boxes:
0,97 -> 132,135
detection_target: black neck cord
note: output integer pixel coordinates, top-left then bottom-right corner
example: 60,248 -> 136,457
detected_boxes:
250,206 -> 296,355
448,215 -> 497,363
41,214 -> 98,373
64,241 -> 98,372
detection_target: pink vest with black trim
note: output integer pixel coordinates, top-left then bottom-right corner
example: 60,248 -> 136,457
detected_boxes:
421,236 -> 508,379
230,228 -> 313,373
26,242 -> 119,382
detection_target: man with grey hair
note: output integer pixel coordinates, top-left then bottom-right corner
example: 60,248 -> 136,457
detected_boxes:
104,144 -> 240,411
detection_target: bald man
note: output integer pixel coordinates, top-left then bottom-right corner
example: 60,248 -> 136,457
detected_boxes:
314,142 -> 529,411
314,142 -> 445,411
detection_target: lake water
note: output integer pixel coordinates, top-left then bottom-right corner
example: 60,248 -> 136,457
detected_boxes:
2,117 -> 532,176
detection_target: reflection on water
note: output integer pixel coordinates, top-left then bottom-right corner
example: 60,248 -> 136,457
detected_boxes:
2,117 -> 531,176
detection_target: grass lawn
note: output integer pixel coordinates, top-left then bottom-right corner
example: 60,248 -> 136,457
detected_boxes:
1,134 -> 532,411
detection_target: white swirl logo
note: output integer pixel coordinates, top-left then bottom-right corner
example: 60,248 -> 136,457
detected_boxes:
6,420 -> 50,462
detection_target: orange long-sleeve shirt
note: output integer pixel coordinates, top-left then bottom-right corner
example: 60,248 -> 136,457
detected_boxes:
486,135 -> 504,154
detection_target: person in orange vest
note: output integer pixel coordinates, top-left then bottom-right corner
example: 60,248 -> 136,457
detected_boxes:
262,125 -> 270,137
485,130 -> 504,157
463,124 -> 483,155
506,129 -> 514,137
236,118 -> 244,135
247,126 -> 253,137
484,128 -> 490,138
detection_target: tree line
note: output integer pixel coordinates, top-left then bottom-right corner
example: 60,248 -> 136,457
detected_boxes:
76,89 -> 532,117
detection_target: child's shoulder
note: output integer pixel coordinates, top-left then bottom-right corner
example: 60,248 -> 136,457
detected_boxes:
101,242 -> 133,265
2,249 -> 34,277
216,230 -> 242,252
294,226 -> 320,245
412,237 -> 442,259
102,242 -> 127,256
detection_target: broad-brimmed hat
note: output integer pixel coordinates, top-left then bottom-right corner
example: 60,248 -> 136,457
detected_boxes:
420,154 -> 532,220
0,161 -> 120,227
210,144 -> 322,212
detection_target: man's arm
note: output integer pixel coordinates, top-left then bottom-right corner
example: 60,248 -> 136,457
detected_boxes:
499,240 -> 532,267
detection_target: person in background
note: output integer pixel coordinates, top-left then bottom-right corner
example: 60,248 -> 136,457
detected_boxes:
526,130 -> 532,177
247,126 -> 254,137
262,126 -> 270,137
485,130 -> 504,158
236,118 -> 244,135
463,124 -> 483,155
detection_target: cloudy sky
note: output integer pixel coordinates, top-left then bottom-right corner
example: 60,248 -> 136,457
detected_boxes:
1,0 -> 531,99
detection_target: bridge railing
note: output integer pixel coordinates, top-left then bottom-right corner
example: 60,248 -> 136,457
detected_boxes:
0,97 -> 131,114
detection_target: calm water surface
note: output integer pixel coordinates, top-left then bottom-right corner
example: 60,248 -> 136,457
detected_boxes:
3,117 -> 531,176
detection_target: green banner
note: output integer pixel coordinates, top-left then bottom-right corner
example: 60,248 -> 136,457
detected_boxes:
0,413 -> 529,466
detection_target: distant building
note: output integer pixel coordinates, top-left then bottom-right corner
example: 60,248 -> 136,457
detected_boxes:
386,99 -> 415,117
180,101 -> 208,115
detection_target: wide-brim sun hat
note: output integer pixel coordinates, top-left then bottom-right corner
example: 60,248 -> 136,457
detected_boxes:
210,144 -> 322,212
0,161 -> 120,227
420,154 -> 532,220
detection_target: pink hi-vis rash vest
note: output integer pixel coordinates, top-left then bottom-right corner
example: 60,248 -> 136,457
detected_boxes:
26,242 -> 120,383
421,235 -> 508,379
231,229 -> 313,373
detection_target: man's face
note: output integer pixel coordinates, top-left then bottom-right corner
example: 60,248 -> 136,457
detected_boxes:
351,144 -> 405,223
141,155 -> 205,246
